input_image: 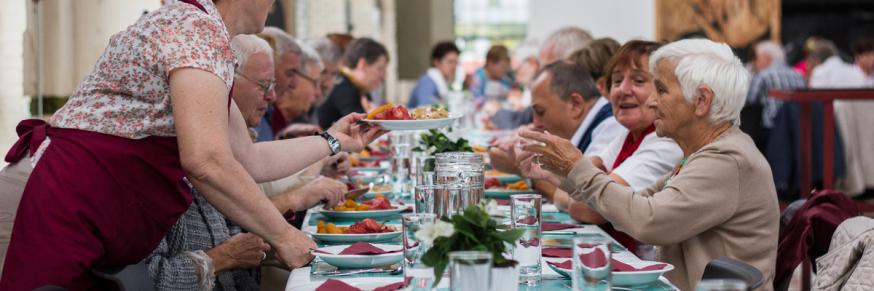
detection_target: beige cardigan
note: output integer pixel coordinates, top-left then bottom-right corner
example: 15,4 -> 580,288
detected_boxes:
560,126 -> 779,291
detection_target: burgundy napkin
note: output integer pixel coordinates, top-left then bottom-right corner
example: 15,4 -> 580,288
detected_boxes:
542,222 -> 580,231
516,216 -> 538,225
579,248 -> 609,268
495,199 -> 511,205
612,259 -> 668,272
315,279 -> 406,291
548,258 -> 668,272
314,242 -> 400,255
542,247 -> 572,258
315,279 -> 359,291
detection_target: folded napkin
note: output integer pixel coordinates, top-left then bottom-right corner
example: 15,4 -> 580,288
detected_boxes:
515,216 -> 538,225
548,257 -> 669,272
542,247 -> 572,258
579,248 -> 609,268
541,222 -> 580,231
315,279 -> 405,291
495,199 -> 511,206
314,242 -> 401,256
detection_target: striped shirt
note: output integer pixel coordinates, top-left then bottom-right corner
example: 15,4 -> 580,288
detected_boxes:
746,63 -> 807,129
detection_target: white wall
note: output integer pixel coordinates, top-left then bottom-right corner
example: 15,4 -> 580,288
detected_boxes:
527,0 -> 655,43
0,0 -> 29,157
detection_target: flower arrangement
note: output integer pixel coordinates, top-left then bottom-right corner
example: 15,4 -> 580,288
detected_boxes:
416,201 -> 524,285
412,129 -> 473,172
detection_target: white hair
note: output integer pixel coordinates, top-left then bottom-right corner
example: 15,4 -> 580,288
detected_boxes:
258,27 -> 302,61
649,39 -> 751,126
299,43 -> 324,75
304,37 -> 342,66
543,27 -> 593,60
514,38 -> 541,62
755,41 -> 786,64
231,34 -> 274,70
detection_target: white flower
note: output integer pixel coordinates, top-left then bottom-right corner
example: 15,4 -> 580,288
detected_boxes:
485,199 -> 502,217
415,220 -> 455,245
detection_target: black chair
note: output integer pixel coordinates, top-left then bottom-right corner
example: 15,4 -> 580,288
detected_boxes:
91,263 -> 156,291
701,257 -> 764,290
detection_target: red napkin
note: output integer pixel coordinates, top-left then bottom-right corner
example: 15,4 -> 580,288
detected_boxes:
314,242 -> 401,255
495,199 -> 511,205
315,279 -> 359,291
516,216 -> 538,225
548,258 -> 669,272
542,247 -> 572,258
542,222 -> 580,231
579,248 -> 609,268
315,279 -> 405,291
612,259 -> 668,272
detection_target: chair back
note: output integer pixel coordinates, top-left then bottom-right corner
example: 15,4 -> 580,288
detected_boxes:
701,257 -> 764,290
91,263 -> 156,291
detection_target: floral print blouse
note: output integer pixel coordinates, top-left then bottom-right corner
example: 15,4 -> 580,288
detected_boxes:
50,0 -> 235,139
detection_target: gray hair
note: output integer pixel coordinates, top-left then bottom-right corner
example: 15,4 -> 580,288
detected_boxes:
514,38 -> 541,62
304,37 -> 342,66
231,34 -> 274,70
755,40 -> 786,64
543,27 -> 593,61
806,38 -> 838,63
649,39 -> 751,126
258,27 -> 302,62
298,43 -> 324,75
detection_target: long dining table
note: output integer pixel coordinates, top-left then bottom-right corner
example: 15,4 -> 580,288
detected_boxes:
284,197 -> 679,291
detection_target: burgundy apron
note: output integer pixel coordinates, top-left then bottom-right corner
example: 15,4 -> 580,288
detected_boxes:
0,1 -> 230,290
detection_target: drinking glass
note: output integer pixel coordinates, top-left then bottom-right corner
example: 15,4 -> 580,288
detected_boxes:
695,279 -> 748,291
403,213 -> 437,291
433,184 -> 463,219
390,132 -> 414,195
414,184 -> 437,214
572,236 -> 612,291
511,194 -> 542,285
448,251 -> 492,291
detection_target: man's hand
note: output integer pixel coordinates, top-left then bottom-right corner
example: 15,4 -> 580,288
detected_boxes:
327,113 -> 388,153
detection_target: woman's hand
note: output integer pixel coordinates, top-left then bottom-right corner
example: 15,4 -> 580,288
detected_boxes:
327,113 -> 388,153
298,177 -> 347,209
518,130 -> 584,177
272,230 -> 317,269
321,152 -> 350,177
208,233 -> 271,272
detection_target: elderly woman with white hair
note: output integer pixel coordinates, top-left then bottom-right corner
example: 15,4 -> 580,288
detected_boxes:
519,39 -> 780,290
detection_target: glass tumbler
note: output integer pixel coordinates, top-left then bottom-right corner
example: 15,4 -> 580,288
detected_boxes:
511,194 -> 542,285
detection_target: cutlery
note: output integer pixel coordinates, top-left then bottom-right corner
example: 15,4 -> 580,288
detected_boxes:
311,263 -> 401,276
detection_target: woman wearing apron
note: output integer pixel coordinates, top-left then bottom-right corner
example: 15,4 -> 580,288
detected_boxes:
0,0 -> 383,289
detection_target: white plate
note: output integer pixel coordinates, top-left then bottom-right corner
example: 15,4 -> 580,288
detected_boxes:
318,207 -> 407,220
350,167 -> 388,173
545,259 -> 674,286
314,244 -> 403,269
363,114 -> 461,131
308,227 -> 401,244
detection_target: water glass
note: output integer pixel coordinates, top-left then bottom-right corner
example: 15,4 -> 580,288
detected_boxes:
411,151 -> 433,187
391,132 -> 414,195
572,236 -> 612,291
511,194 -> 542,285
695,279 -> 748,291
448,251 -> 492,291
433,184 -> 462,219
403,213 -> 437,290
414,184 -> 437,214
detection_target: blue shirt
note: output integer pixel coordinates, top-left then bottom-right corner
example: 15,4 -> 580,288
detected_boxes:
407,73 -> 441,108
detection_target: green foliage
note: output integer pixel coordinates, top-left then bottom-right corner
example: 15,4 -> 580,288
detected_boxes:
419,204 -> 524,286
412,129 -> 474,172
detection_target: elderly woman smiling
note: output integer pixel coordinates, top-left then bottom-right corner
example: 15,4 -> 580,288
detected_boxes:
519,39 -> 779,291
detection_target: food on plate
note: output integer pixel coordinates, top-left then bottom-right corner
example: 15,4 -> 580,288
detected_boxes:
410,104 -> 449,120
484,177 -> 529,190
369,184 -> 392,193
366,104 -> 451,121
316,218 -> 397,234
485,169 -> 512,177
331,194 -> 395,211
367,103 -> 411,120
472,145 -> 488,153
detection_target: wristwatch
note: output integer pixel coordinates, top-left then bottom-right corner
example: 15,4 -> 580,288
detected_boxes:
319,131 -> 341,156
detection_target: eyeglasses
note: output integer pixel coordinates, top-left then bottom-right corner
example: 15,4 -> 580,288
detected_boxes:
235,70 -> 276,97
293,68 -> 321,89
